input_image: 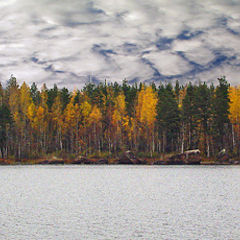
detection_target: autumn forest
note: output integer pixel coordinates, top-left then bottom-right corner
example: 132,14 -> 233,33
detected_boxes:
0,75 -> 240,162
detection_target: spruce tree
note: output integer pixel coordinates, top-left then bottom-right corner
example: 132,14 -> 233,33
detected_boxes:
182,83 -> 198,150
60,87 -> 70,111
212,76 -> 230,152
30,82 -> 41,105
157,83 -> 180,152
47,84 -> 58,110
0,104 -> 12,158
195,82 -> 212,156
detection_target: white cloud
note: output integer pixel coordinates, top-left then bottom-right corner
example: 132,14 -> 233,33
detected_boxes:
143,50 -> 192,76
172,39 -> 215,65
194,64 -> 240,86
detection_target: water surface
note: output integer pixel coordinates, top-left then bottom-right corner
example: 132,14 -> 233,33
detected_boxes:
0,165 -> 239,240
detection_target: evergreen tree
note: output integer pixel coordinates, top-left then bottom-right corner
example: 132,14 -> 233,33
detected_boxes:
212,76 -> 230,152
60,87 -> 70,111
174,80 -> 181,105
157,83 -> 180,152
30,82 -> 41,105
122,80 -> 138,117
195,82 -> 212,156
0,75 -> 236,160
0,82 -> 4,106
6,75 -> 18,94
0,104 -> 12,158
47,84 -> 58,110
182,83 -> 198,150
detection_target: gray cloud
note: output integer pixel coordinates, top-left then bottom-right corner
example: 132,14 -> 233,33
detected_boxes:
0,0 -> 240,88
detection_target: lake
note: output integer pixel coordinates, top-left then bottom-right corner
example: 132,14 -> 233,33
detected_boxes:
0,165 -> 239,240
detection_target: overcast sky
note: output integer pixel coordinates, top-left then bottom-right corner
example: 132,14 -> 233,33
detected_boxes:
1,0 -> 240,88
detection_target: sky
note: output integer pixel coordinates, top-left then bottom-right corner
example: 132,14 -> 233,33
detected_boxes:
1,0 -> 240,89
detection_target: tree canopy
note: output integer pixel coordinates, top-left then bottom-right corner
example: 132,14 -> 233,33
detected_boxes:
0,76 -> 236,160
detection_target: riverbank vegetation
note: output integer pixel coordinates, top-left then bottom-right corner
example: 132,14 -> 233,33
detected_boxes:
0,75 -> 239,163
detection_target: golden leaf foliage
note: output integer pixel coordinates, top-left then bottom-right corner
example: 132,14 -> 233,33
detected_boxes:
27,102 -> 37,128
229,86 -> 240,124
136,86 -> 158,129
80,100 -> 91,122
8,86 -> 20,122
64,96 -> 79,129
52,94 -> 62,124
20,82 -> 32,117
124,116 -> 136,142
89,105 -> 102,124
32,86 -> 49,133
36,106 -> 45,123
112,92 -> 126,127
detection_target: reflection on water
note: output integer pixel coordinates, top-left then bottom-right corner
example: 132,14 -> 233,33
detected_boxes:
0,165 -> 239,240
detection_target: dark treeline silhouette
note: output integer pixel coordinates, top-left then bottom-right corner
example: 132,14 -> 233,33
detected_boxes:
0,75 -> 238,161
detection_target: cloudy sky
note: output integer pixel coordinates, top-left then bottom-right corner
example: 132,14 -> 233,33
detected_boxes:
1,0 -> 240,88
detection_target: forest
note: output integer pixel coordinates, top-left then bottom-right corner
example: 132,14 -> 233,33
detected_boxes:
0,75 -> 239,162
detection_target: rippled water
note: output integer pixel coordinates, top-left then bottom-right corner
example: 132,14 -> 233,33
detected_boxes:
0,165 -> 239,240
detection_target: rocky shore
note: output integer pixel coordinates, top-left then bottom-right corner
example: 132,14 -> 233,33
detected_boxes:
1,149 -> 240,165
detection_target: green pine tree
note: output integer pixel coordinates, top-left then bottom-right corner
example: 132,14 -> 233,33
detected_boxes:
212,76 -> 230,152
157,83 -> 180,152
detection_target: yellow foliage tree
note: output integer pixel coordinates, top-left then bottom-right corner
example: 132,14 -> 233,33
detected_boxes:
112,92 -> 126,132
89,105 -> 102,124
27,102 -> 37,129
229,86 -> 240,148
63,92 -> 92,153
80,100 -> 91,124
136,86 -> 158,154
229,86 -> 240,124
64,98 -> 78,129
20,82 -> 32,117
111,92 -> 128,151
136,86 -> 158,129
51,94 -> 64,150
89,105 -> 102,153
8,85 -> 20,126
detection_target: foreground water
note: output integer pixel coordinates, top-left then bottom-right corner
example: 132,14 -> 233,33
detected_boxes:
0,165 -> 239,240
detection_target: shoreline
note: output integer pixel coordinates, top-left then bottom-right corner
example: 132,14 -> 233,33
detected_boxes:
1,150 -> 240,166
1,158 -> 239,166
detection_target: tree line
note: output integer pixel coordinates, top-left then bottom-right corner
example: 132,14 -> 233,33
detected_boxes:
0,75 -> 239,160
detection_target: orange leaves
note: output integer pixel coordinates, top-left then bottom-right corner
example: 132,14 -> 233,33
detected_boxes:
8,85 -> 20,116
52,95 -> 62,123
115,93 -> 126,115
80,101 -> 91,121
124,116 -> 136,141
36,106 -> 44,120
27,102 -> 37,128
229,86 -> 240,124
63,93 -> 92,130
20,82 -> 32,117
9,82 -> 32,129
64,97 -> 78,129
26,102 -> 48,131
89,105 -> 102,124
112,92 -> 126,126
136,86 -> 158,129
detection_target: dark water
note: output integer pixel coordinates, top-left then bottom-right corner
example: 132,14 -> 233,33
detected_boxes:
0,165 -> 239,240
